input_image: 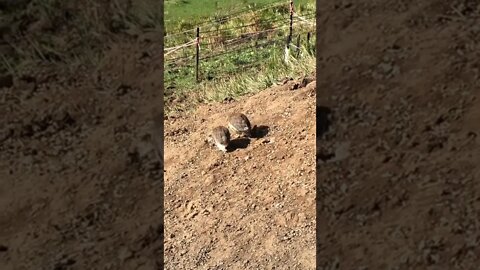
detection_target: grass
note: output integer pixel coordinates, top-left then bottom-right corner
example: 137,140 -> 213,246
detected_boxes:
165,0 -> 313,32
164,0 -> 316,115
1,0 -> 316,116
204,47 -> 315,100
166,44 -> 315,114
0,0 -> 163,76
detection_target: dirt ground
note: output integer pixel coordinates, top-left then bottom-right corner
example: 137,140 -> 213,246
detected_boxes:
317,0 -> 480,269
2,0 -> 480,269
0,40 -> 165,269
164,79 -> 316,269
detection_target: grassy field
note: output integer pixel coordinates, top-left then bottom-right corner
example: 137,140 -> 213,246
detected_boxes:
165,0 -> 314,31
0,0 -> 315,114
164,0 -> 316,114
0,0 -> 163,76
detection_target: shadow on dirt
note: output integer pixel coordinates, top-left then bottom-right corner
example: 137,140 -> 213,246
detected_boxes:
251,125 -> 269,138
227,138 -> 250,152
317,106 -> 332,137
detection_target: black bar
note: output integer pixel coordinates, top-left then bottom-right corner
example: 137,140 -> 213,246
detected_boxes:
288,0 -> 293,47
307,32 -> 311,53
196,27 -> 200,82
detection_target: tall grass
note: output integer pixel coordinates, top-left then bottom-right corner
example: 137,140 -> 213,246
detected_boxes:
166,44 -> 316,115
0,0 -> 163,75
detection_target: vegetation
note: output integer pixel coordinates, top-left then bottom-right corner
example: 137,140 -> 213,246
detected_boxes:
0,0 -> 163,75
0,0 -> 316,115
165,0 -> 316,114
165,0 -> 314,32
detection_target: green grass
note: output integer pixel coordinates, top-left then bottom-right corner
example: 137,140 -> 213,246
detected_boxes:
1,0 -> 316,117
0,0 -> 163,76
165,33 -> 315,92
164,0 -> 316,114
166,46 -> 316,115
165,0 -> 313,31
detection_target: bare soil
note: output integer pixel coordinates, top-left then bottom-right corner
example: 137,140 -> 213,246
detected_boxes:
164,79 -> 316,269
317,0 -> 480,269
1,0 -> 480,269
0,42 -> 165,269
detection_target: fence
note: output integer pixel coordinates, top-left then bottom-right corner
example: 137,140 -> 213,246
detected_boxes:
164,0 -> 316,86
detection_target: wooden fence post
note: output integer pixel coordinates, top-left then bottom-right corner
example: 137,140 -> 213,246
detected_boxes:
285,0 -> 294,63
196,27 -> 200,83
288,0 -> 294,44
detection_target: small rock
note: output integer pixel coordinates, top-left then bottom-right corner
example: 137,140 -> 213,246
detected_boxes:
300,77 -> 314,88
289,82 -> 300,90
306,81 -> 316,91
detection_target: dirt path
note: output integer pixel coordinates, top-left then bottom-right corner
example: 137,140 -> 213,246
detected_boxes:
164,79 -> 316,269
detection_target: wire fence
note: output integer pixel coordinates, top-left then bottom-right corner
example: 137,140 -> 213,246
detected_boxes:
164,0 -> 316,85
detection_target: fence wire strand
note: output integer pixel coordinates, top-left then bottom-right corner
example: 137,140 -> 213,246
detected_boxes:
165,18 -> 316,65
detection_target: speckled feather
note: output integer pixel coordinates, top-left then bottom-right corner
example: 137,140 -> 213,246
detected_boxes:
227,113 -> 251,136
211,126 -> 230,151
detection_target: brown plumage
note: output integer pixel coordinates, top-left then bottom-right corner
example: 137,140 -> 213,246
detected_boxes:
211,126 -> 230,152
227,113 -> 252,138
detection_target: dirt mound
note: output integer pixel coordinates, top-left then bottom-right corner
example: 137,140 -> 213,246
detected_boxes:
164,79 -> 316,269
317,1 -> 480,269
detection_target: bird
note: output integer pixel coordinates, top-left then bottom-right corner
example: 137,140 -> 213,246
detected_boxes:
211,126 -> 230,152
227,112 -> 252,138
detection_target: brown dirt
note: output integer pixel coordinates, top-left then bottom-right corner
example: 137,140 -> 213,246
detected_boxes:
317,0 -> 480,269
0,41 -> 165,270
2,0 -> 480,269
164,79 -> 316,269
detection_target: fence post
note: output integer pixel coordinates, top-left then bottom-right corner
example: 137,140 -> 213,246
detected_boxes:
285,0 -> 294,63
196,27 -> 200,83
288,0 -> 294,44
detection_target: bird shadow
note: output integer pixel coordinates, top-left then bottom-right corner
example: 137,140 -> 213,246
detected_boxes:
251,125 -> 269,138
317,106 -> 332,137
227,138 -> 250,152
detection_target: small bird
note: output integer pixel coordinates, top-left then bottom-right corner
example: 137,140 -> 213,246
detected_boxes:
227,113 -> 252,138
211,126 -> 230,152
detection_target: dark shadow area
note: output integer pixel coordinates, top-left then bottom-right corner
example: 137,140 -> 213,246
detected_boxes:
317,151 -> 335,163
1,0 -> 167,269
227,138 -> 250,152
251,125 -> 269,138
317,106 -> 332,137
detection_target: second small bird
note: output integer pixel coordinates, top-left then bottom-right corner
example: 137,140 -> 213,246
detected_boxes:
227,113 -> 252,138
